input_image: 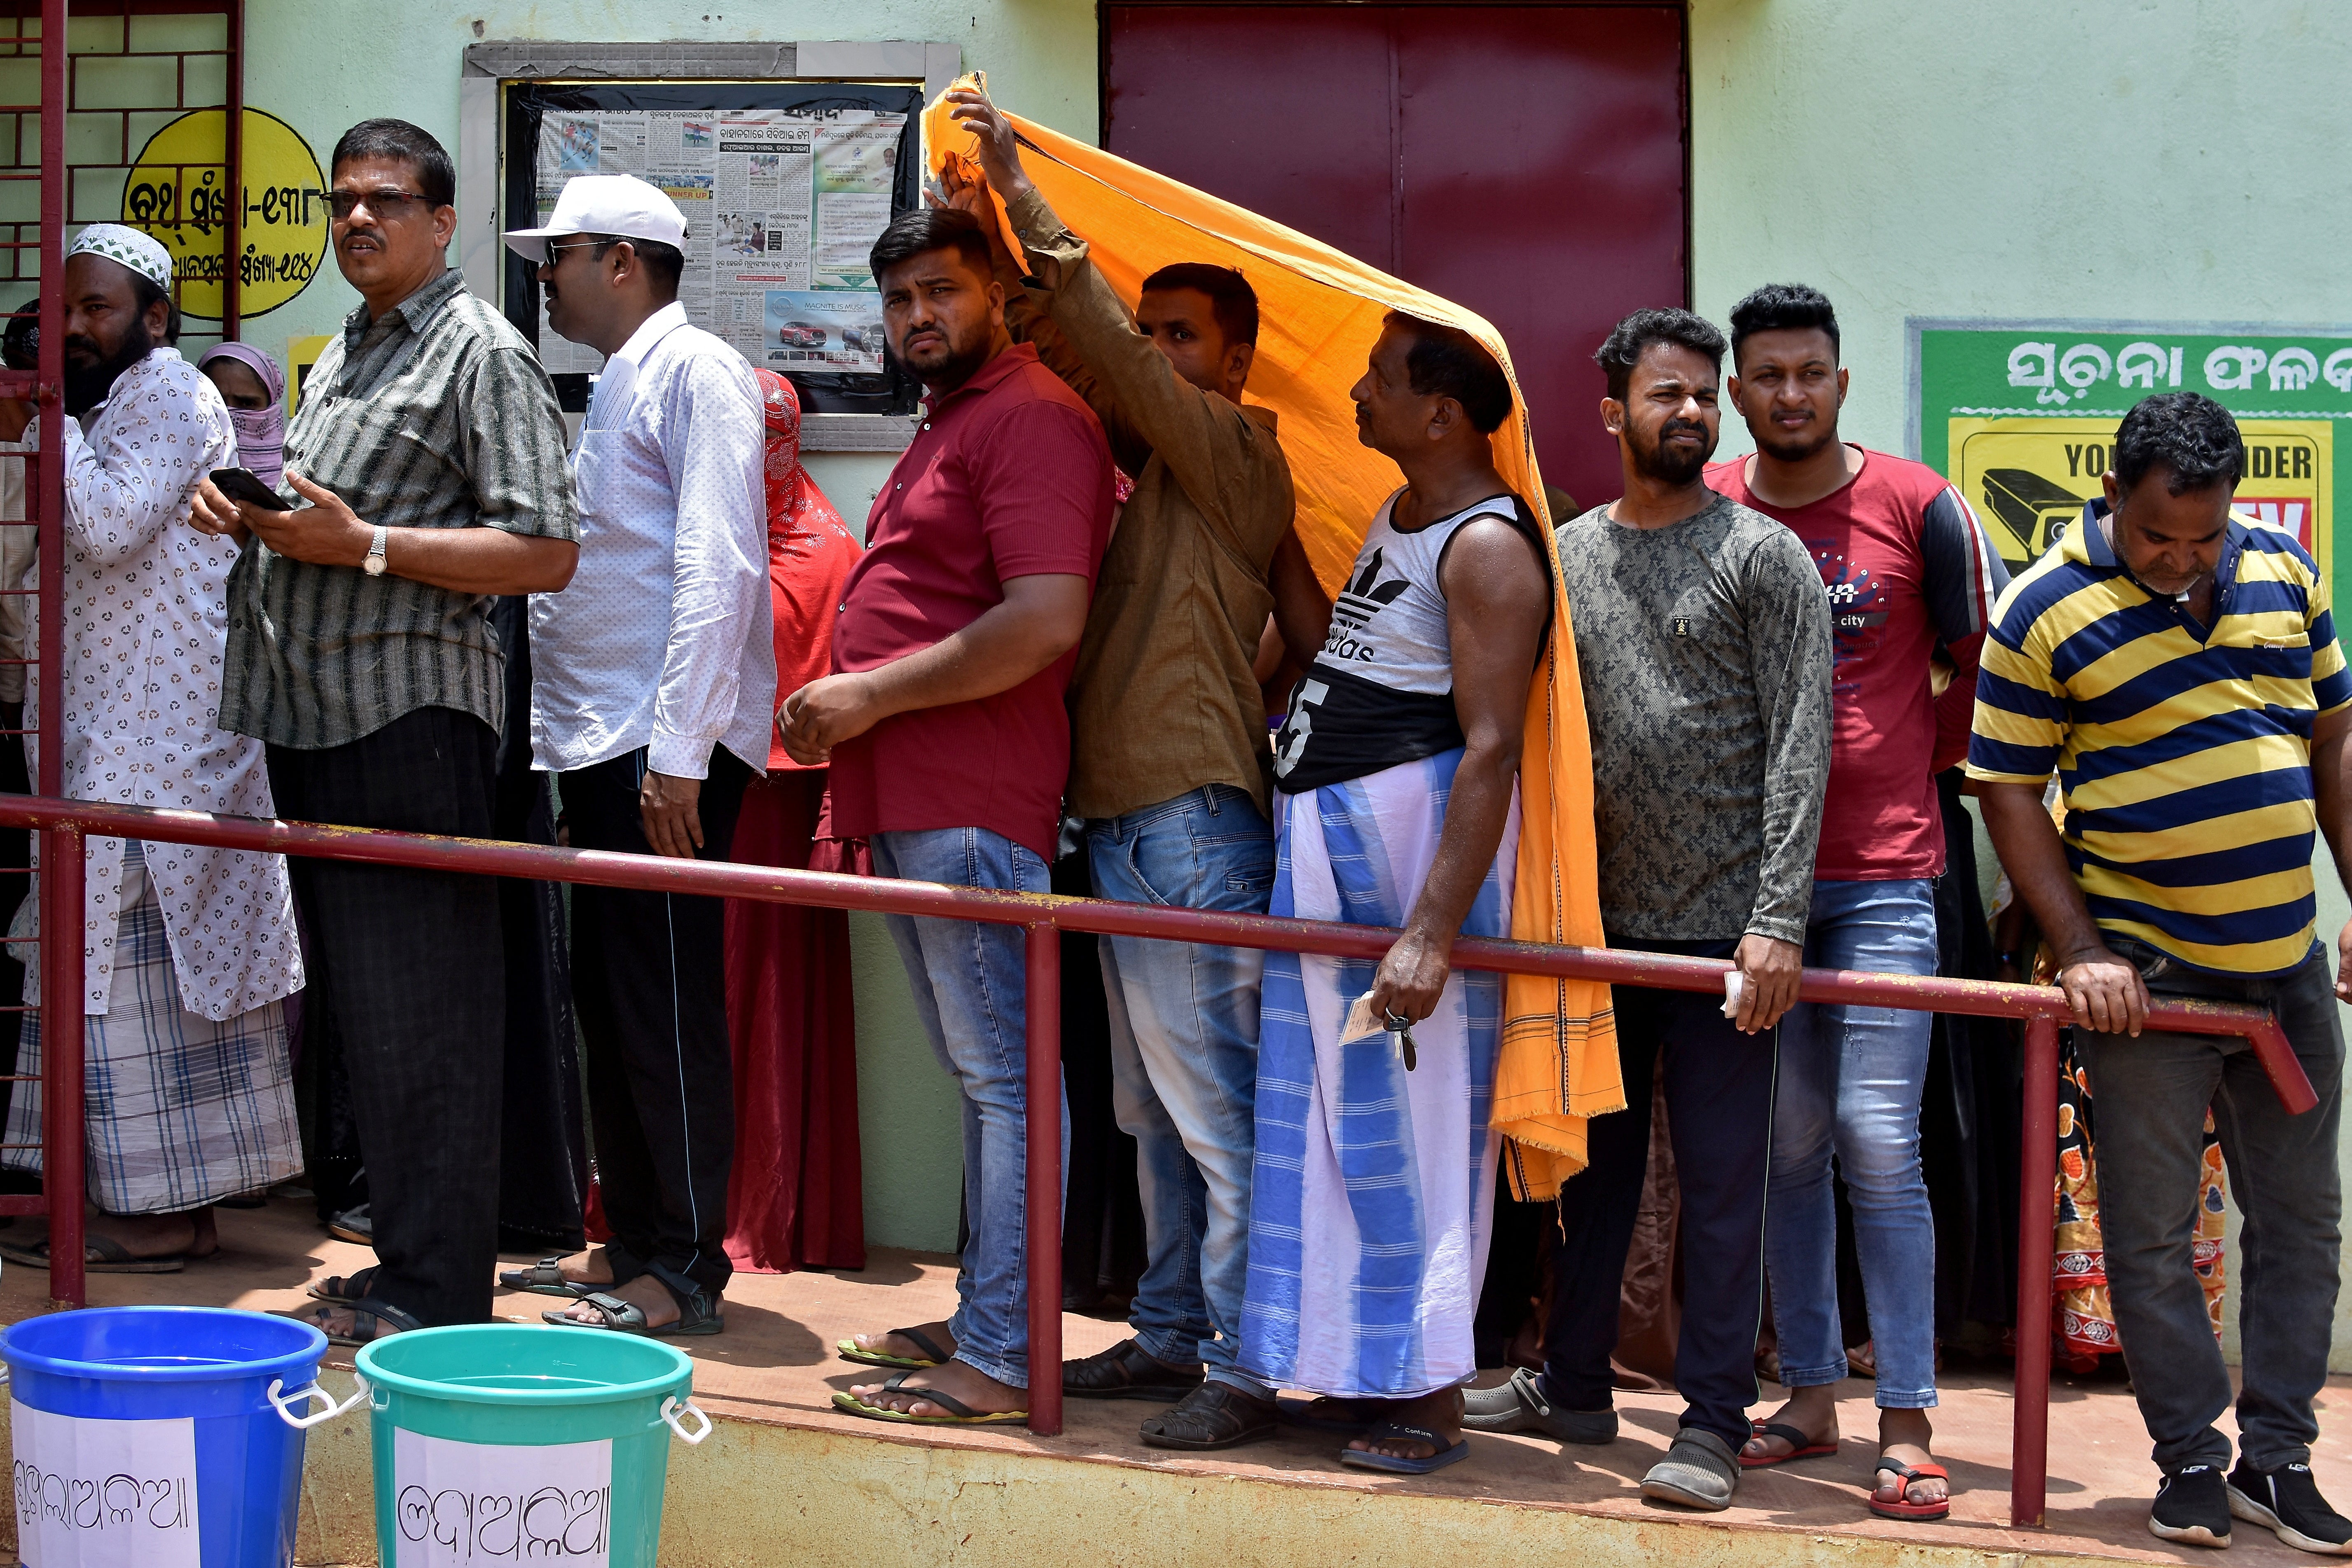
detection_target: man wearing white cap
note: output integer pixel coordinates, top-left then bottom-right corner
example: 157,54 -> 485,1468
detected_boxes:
497,173 -> 771,1336
2,224 -> 304,1270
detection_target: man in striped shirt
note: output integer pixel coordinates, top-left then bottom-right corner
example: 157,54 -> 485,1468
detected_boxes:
189,119 -> 579,1342
1969,392 -> 2352,1555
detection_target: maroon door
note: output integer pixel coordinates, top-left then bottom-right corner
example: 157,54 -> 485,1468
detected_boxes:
1102,3 -> 1687,512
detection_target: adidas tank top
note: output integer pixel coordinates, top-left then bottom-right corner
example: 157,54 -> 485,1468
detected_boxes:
1271,488 -> 1543,792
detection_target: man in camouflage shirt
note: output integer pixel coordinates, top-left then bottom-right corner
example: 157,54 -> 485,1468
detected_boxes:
1465,307 -> 1830,1512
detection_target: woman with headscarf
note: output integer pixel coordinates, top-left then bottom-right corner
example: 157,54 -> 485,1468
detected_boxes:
194,343 -> 285,489
720,371 -> 867,1273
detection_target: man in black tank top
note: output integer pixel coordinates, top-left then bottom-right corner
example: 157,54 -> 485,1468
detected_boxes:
1233,315 -> 1552,1476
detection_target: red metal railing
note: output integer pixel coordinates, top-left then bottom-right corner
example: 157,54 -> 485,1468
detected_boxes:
0,792 -> 2310,1530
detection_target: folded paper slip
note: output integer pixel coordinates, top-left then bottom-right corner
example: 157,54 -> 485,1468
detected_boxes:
924,81 -> 1624,1193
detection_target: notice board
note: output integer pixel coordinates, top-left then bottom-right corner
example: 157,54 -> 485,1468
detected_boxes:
1913,320 -> 2352,594
503,81 -> 923,415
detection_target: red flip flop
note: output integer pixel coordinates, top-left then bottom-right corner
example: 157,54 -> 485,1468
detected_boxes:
1741,1419 -> 1839,1468
1870,1459 -> 1953,1521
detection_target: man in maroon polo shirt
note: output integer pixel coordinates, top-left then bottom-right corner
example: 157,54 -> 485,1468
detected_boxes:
781,207 -> 1113,1426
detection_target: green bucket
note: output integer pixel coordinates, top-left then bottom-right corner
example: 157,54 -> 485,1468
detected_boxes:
352,1324 -> 708,1566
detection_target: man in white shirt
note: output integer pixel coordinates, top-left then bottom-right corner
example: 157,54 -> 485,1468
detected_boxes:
500,176 -> 772,1335
1,225 -> 303,1269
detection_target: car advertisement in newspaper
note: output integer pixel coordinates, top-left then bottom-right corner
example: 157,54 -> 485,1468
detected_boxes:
532,107 -> 904,379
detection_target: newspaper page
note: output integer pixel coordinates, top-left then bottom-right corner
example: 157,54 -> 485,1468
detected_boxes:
530,105 -> 903,379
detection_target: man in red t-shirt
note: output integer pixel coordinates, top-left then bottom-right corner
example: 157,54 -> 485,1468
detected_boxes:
1703,284 -> 2007,1520
781,208 -> 1113,1426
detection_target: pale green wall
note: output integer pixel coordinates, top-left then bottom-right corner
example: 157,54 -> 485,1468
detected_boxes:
1691,0 -> 2352,1368
226,0 -> 1099,1253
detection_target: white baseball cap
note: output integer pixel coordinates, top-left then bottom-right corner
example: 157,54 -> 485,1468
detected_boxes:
503,174 -> 687,264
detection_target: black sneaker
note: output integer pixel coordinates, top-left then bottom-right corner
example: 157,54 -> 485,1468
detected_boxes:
2229,1460 -> 2352,1554
2152,1464 -> 2233,1548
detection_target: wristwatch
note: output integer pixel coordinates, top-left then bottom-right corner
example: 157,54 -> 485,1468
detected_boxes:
363,524 -> 388,577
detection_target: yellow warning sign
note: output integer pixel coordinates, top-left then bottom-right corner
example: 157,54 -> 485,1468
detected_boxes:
1951,416 -> 2331,577
121,108 -> 328,321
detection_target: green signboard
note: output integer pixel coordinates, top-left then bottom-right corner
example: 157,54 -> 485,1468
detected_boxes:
1910,319 -> 2352,596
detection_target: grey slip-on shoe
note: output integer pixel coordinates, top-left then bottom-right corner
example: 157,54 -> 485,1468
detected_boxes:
1642,1426 -> 1740,1512
1460,1367 -> 1618,1445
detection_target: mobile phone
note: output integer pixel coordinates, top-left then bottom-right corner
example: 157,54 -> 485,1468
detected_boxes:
209,467 -> 292,511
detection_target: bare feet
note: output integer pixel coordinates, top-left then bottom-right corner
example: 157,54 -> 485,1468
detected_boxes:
847,1357 -> 1025,1419
1874,1408 -> 1949,1508
1346,1389 -> 1464,1463
848,1320 -> 958,1364
1742,1383 -> 1839,1462
554,1273 -> 682,1330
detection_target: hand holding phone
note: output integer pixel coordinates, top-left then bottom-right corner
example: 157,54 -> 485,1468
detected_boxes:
208,467 -> 292,512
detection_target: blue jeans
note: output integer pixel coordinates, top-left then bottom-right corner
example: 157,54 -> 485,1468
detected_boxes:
871,826 -> 1068,1390
1763,877 -> 1940,1409
1086,785 -> 1275,1393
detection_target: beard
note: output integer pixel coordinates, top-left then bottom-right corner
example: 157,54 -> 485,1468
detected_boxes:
63,315 -> 154,416
890,317 -> 996,393
1629,416 -> 1716,486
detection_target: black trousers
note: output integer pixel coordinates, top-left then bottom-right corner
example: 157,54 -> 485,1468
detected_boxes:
561,746 -> 751,1301
1541,937 -> 1779,1450
267,706 -> 505,1328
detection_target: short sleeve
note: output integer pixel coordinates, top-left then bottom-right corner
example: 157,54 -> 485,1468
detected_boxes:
967,395 -> 1111,581
2304,561 -> 2352,714
458,345 -> 579,542
1965,589 -> 2070,786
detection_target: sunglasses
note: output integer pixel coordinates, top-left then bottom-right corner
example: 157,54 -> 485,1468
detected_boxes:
327,189 -> 440,221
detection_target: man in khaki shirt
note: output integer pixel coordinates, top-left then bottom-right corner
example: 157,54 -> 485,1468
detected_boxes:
947,86 -> 1320,1451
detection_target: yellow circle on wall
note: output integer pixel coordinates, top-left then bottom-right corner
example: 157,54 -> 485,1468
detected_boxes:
121,108 -> 328,320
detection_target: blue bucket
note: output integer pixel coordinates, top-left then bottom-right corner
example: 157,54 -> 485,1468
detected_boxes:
2,1305 -> 339,1568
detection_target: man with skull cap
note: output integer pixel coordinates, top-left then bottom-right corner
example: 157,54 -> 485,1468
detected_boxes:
0,223 -> 305,1271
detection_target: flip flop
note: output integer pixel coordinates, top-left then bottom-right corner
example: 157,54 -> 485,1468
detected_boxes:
1337,1421 -> 1472,1475
1870,1459 -> 1953,1521
1741,1419 -> 1840,1468
832,1370 -> 1027,1427
498,1256 -> 597,1298
0,1234 -> 185,1274
545,1289 -> 724,1338
837,1324 -> 953,1370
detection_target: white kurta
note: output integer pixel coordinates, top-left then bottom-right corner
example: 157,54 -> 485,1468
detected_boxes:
20,348 -> 303,1019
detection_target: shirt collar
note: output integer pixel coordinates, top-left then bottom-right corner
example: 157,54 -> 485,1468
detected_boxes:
342,267 -> 468,349
921,341 -> 1039,415
610,301 -> 690,369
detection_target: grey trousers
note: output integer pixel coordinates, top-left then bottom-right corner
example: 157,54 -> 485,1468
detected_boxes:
2076,938 -> 2345,1474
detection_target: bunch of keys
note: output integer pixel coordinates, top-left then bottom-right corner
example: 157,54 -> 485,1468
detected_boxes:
1384,1010 -> 1419,1072
1343,994 -> 1419,1071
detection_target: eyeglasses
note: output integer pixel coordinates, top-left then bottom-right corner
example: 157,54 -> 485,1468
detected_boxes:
327,188 -> 437,221
540,240 -> 609,265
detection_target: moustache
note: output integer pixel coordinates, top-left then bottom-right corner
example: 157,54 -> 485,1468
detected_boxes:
1660,420 -> 1708,440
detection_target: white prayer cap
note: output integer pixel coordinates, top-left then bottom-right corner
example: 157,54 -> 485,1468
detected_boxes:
502,174 -> 687,264
68,223 -> 174,292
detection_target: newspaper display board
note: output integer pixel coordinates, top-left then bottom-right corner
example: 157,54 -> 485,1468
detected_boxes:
505,83 -> 922,416
1913,320 -> 2350,596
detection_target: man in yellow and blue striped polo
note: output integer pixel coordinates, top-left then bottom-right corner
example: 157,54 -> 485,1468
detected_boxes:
1970,391 -> 2352,1556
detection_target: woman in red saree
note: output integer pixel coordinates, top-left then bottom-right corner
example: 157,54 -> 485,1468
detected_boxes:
722,371 -> 868,1272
